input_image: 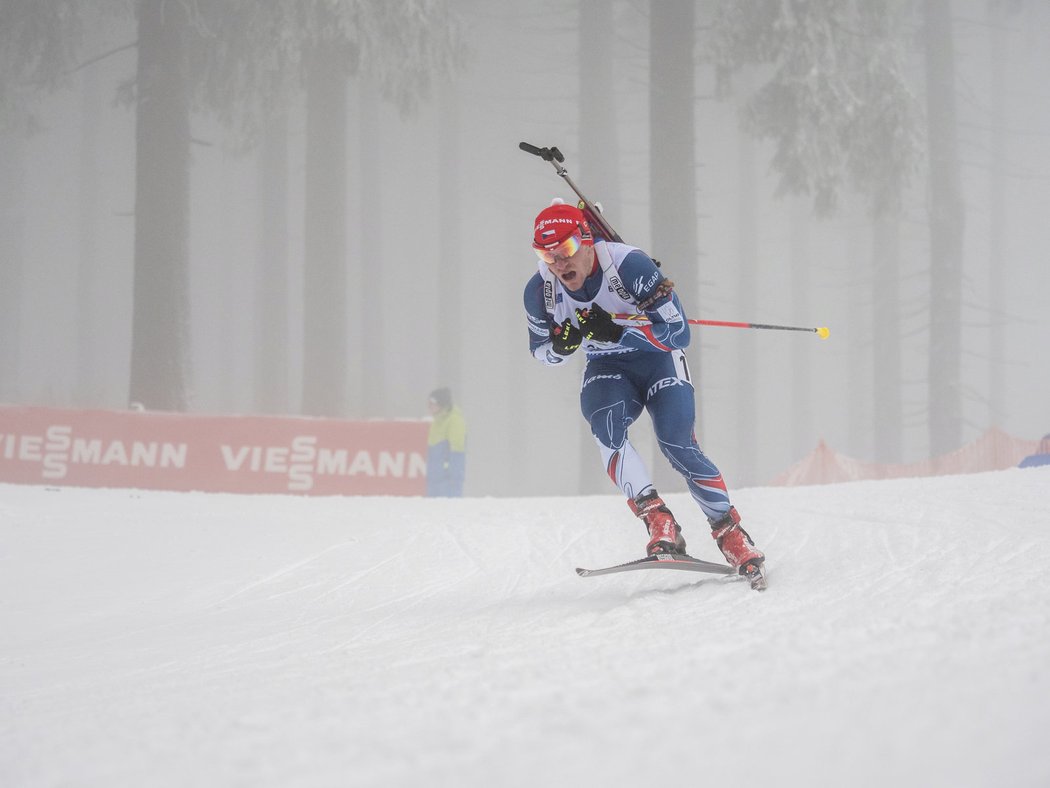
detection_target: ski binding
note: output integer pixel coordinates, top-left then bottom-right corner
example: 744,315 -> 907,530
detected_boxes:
742,561 -> 768,592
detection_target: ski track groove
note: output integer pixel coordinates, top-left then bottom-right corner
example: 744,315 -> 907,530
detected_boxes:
211,539 -> 359,607
303,550 -> 408,606
441,522 -> 486,576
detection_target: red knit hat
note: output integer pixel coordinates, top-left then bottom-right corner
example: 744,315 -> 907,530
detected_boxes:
532,199 -> 593,251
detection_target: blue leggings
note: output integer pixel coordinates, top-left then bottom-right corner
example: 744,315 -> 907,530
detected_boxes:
580,350 -> 731,520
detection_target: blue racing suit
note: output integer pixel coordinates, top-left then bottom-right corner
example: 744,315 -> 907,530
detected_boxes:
523,240 -> 732,520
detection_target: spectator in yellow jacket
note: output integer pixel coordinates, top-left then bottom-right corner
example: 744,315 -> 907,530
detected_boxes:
426,387 -> 466,496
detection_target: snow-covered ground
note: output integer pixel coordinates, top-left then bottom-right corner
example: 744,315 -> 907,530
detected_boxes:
2,468 -> 1049,788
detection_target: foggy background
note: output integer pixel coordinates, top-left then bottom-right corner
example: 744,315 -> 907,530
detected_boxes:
2,0 -> 1048,496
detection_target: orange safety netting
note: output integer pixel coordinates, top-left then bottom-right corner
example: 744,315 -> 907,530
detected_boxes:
771,427 -> 1044,486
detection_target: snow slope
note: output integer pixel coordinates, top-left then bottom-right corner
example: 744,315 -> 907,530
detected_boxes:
2,468 -> 1049,788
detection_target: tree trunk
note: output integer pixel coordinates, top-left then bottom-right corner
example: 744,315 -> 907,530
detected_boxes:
0,130 -> 26,402
301,44 -> 348,417
872,210 -> 903,462
254,111 -> 290,413
734,119 -> 759,485
436,75 -> 463,397
924,0 -> 965,455
129,0 -> 191,411
986,0 -> 1007,427
77,64 -> 103,407
789,197 -> 812,459
846,214 -> 867,457
357,80 -> 384,418
649,0 -> 699,302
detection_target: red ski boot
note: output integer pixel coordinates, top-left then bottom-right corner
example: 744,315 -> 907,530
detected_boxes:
629,490 -> 687,556
709,507 -> 764,575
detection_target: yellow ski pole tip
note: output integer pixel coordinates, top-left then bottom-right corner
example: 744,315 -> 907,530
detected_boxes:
816,326 -> 830,339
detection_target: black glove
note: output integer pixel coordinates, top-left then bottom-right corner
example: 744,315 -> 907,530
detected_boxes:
550,317 -> 582,356
576,304 -> 624,343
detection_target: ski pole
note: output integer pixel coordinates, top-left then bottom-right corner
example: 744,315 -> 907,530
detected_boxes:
520,143 -> 830,340
519,141 -> 623,243
612,313 -> 831,339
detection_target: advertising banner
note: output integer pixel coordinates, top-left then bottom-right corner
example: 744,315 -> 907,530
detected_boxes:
0,406 -> 428,496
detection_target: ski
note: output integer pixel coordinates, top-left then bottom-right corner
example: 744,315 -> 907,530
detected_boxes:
575,553 -> 735,578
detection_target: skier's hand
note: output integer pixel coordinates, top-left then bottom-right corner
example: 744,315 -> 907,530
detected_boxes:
550,318 -> 582,356
577,304 -> 624,343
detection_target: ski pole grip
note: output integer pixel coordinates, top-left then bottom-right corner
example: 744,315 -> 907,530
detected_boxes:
519,141 -> 565,163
